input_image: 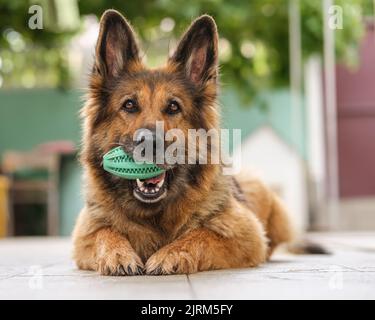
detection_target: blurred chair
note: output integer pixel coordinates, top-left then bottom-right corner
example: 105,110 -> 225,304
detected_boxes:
1,150 -> 60,236
0,176 -> 9,237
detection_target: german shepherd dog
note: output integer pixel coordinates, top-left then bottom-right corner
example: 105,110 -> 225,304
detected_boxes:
72,10 -> 293,275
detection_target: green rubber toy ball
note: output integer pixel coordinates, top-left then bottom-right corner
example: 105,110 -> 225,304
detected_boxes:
103,146 -> 165,180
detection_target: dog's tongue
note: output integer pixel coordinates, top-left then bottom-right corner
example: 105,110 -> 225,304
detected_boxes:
144,172 -> 165,184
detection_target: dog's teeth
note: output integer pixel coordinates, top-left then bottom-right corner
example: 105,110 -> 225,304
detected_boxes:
157,179 -> 165,188
136,179 -> 143,188
138,181 -> 162,195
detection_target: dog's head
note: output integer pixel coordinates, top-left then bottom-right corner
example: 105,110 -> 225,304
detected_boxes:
83,10 -> 220,209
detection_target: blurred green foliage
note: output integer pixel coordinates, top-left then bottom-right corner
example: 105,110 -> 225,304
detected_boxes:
0,0 -> 76,89
0,0 -> 373,102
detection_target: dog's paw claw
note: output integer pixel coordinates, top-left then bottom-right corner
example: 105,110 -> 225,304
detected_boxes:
147,266 -> 164,275
117,265 -> 126,276
145,248 -> 197,275
97,251 -> 144,276
125,265 -> 144,276
136,265 -> 144,275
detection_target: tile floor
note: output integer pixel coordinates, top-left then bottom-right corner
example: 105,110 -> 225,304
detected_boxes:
0,233 -> 374,299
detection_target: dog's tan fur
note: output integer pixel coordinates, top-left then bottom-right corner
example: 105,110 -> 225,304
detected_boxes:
72,10 -> 294,275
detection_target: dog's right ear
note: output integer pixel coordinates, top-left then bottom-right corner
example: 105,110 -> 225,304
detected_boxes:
94,10 -> 140,78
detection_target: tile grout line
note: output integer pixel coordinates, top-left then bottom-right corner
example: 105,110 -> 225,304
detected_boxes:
186,274 -> 198,299
0,262 -> 65,282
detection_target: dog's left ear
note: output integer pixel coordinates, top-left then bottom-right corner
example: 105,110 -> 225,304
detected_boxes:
169,15 -> 218,85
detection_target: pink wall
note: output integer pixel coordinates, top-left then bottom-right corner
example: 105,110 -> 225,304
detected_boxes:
336,21 -> 375,198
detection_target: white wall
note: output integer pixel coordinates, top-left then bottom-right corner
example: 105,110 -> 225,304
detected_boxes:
304,56 -> 329,229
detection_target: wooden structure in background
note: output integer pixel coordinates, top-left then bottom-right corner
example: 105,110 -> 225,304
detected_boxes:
0,176 -> 9,237
1,150 -> 60,236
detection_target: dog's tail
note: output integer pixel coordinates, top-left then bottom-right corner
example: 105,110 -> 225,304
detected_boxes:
236,173 -> 330,255
287,239 -> 331,255
266,188 -> 330,255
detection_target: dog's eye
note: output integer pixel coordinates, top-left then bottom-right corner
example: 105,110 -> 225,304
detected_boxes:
165,100 -> 181,115
122,99 -> 139,113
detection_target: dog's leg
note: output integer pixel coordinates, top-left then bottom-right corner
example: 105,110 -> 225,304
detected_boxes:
266,195 -> 295,258
236,176 -> 294,259
145,206 -> 268,275
72,209 -> 144,276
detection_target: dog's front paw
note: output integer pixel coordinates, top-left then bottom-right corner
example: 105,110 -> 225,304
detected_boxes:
97,249 -> 144,276
145,247 -> 198,275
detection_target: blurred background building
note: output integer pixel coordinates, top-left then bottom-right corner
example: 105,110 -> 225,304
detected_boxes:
0,0 -> 374,236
